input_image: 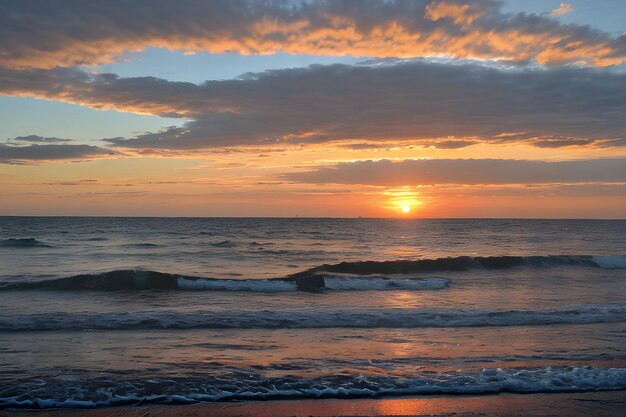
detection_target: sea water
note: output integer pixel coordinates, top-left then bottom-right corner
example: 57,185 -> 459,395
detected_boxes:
0,217 -> 625,408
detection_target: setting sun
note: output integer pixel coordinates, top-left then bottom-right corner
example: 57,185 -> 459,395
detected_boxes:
381,187 -> 422,215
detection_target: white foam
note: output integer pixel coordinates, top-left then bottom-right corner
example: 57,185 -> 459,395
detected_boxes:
177,278 -> 296,292
2,366 -> 625,409
324,276 -> 450,290
593,255 -> 626,269
176,276 -> 449,292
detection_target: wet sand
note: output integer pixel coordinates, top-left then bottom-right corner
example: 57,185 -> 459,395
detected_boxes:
2,391 -> 624,417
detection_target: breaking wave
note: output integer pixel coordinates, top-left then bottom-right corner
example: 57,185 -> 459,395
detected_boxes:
1,366 -> 625,409
0,255 -> 623,293
592,255 -> 626,269
0,270 -> 450,293
0,303 -> 623,331
295,255 -> 626,276
178,276 -> 450,292
0,238 -> 51,248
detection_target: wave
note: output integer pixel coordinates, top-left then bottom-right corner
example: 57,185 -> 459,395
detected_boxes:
178,277 -> 297,292
0,238 -> 51,248
0,303 -> 623,331
179,276 -> 450,292
0,270 -> 449,292
122,243 -> 161,248
324,276 -> 449,290
293,255 -> 626,277
0,270 -> 180,291
211,240 -> 236,247
1,366 -> 624,409
0,255 -> 622,293
593,255 -> 626,269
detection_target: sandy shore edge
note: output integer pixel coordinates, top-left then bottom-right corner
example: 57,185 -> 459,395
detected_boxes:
1,391 -> 625,417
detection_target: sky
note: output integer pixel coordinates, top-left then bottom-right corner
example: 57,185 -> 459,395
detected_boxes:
0,0 -> 625,218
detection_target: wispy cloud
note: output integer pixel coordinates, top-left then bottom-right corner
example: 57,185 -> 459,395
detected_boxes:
551,2 -> 575,16
9,135 -> 74,144
0,0 -> 624,68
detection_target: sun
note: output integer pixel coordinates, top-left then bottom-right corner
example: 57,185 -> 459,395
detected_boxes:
382,187 -> 421,215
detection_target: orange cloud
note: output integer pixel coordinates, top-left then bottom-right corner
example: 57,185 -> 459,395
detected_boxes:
284,158 -> 626,186
425,1 -> 486,25
0,0 -> 624,69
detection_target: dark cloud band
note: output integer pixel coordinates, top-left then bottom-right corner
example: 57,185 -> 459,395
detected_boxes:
0,143 -> 116,164
284,158 -> 626,186
3,60 -> 624,149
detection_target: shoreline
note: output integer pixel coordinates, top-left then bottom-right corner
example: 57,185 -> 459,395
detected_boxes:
2,391 -> 625,417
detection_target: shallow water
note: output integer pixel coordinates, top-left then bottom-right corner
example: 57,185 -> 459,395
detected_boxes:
0,217 -> 625,408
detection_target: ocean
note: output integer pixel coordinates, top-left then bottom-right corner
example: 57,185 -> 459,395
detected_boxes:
0,217 -> 625,409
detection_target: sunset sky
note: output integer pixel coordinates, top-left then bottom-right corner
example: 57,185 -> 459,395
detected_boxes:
1,0 -> 625,218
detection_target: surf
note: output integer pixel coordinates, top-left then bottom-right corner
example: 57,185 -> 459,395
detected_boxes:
1,303 -> 623,331
2,366 -> 625,409
1,254 -> 623,293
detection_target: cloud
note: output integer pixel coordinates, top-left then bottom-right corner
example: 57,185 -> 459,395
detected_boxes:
283,158 -> 626,186
340,139 -> 477,151
0,0 -> 625,69
4,60 -> 623,149
459,183 -> 626,198
0,143 -> 116,164
551,2 -> 575,17
0,67 -> 199,117
425,140 -> 478,149
9,135 -> 73,144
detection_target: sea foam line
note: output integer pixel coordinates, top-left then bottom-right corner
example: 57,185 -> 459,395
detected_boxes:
0,303 -> 623,331
177,276 -> 450,292
1,366 -> 625,409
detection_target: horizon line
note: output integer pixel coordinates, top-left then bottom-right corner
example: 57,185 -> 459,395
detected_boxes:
0,215 -> 624,221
